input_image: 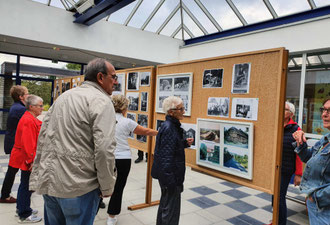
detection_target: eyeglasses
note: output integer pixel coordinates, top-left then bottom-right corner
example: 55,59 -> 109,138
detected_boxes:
171,107 -> 185,111
33,104 -> 43,108
103,73 -> 118,81
320,107 -> 330,114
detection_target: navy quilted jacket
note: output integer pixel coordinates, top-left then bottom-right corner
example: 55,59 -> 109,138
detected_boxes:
151,115 -> 188,189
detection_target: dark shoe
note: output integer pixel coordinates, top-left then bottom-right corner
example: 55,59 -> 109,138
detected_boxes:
99,201 -> 106,209
0,196 -> 16,203
135,158 -> 143,163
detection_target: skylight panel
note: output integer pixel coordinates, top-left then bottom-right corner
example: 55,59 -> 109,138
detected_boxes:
268,0 -> 311,17
108,1 -> 139,25
159,11 -> 181,37
128,0 -> 159,28
314,0 -> 330,7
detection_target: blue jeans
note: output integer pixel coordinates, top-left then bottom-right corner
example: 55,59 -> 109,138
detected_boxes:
17,170 -> 33,219
306,198 -> 330,225
43,189 -> 101,225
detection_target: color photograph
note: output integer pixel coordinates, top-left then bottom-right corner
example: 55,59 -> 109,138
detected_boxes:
224,125 -> 249,149
199,142 -> 220,165
223,147 -> 248,174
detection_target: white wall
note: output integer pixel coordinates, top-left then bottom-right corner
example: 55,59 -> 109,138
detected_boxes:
179,17 -> 330,61
0,0 -> 183,64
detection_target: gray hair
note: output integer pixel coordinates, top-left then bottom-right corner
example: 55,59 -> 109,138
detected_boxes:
111,94 -> 129,113
84,58 -> 108,82
163,96 -> 183,115
285,101 -> 295,115
26,95 -> 43,110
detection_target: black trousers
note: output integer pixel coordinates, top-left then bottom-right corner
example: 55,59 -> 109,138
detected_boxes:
156,182 -> 183,225
137,150 -> 148,159
1,165 -> 19,199
107,159 -> 131,215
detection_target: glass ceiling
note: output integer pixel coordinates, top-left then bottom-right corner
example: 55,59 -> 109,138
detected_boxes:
31,0 -> 330,40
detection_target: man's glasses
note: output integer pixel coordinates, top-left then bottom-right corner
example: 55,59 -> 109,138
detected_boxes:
171,107 -> 185,111
34,104 -> 43,108
320,107 -> 330,114
103,73 -> 118,81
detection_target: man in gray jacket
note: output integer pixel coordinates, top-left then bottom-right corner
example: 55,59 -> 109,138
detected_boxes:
30,58 -> 118,225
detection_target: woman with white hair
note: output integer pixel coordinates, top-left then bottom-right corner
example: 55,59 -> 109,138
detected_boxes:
8,95 -> 43,223
151,96 -> 193,225
266,101 -> 303,225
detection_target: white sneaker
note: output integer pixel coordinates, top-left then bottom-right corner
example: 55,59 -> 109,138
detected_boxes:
18,214 -> 42,223
106,216 -> 117,225
16,209 -> 38,217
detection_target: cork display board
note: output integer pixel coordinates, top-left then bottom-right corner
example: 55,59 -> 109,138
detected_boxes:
71,75 -> 84,88
116,66 -> 156,153
154,48 -> 288,194
53,77 -> 72,101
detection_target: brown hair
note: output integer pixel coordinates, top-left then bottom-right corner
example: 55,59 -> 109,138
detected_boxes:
111,94 -> 129,113
10,85 -> 28,102
323,96 -> 330,106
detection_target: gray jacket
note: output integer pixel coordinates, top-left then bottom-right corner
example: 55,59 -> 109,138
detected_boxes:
30,81 -> 117,198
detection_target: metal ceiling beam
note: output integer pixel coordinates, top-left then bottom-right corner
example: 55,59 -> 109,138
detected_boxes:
60,0 -> 70,10
183,24 -> 195,38
307,0 -> 317,9
171,25 -> 181,38
156,3 -> 180,34
141,0 -> 166,30
225,0 -> 247,26
263,0 -> 278,19
291,58 -> 299,67
318,55 -> 325,65
182,2 -> 208,35
194,0 -> 222,32
48,0 -> 51,6
180,0 -> 184,40
124,0 -> 143,26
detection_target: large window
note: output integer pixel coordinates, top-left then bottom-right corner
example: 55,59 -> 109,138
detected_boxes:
287,51 -> 330,138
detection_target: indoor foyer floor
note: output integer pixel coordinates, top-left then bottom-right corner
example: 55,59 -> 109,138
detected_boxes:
0,138 -> 309,225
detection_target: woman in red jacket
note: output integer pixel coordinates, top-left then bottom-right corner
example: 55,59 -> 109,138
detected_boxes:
9,95 -> 43,223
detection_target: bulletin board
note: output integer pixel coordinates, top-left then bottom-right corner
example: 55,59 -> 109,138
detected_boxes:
154,48 -> 288,195
53,77 -> 72,101
71,75 -> 85,88
116,66 -> 156,153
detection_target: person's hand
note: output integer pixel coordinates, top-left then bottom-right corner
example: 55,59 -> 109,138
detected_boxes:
186,138 -> 194,146
292,130 -> 306,146
294,175 -> 301,186
308,195 -> 314,202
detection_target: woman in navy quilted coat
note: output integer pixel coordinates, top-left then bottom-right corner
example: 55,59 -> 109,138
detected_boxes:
151,96 -> 194,225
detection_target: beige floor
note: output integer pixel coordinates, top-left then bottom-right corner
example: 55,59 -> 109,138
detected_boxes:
0,134 -> 309,225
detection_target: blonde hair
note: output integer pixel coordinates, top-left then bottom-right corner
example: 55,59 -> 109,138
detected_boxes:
111,94 -> 129,113
10,85 -> 28,102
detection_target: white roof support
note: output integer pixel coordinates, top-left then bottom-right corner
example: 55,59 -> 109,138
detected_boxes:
318,55 -> 325,64
180,0 -> 184,40
182,2 -> 208,35
171,25 -> 181,38
141,0 -> 166,30
194,0 -> 222,32
307,0 -> 317,9
225,0 -> 247,26
60,0 -> 70,10
124,0 -> 143,26
183,24 -> 194,38
291,58 -> 299,67
263,0 -> 278,19
156,3 -> 180,34
48,0 -> 51,6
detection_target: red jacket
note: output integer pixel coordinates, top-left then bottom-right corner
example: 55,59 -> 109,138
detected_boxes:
9,111 -> 42,171
286,119 -> 303,176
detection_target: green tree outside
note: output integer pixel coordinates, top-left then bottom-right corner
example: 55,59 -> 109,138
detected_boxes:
21,80 -> 52,111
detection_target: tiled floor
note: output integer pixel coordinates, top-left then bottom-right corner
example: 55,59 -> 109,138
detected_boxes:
0,143 -> 309,225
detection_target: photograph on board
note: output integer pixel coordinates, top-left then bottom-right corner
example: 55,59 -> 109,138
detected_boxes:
127,72 -> 139,90
137,114 -> 148,142
140,92 -> 148,111
127,92 -> 139,111
112,73 -> 125,95
207,97 -> 229,117
231,63 -> 251,94
203,68 -> 223,88
140,72 -> 150,86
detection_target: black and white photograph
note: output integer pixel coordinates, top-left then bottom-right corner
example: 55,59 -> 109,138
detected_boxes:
231,63 -> 251,94
139,72 -> 150,86
127,112 -> 136,139
156,120 -> 164,131
174,77 -> 190,91
207,97 -> 229,117
127,112 -> 136,121
231,98 -> 259,121
182,123 -> 196,149
127,72 -> 139,90
137,114 -> 148,142
159,78 -> 173,92
156,73 -> 193,116
203,68 -> 223,88
158,95 -> 169,110
126,92 -> 139,111
112,73 -> 125,95
140,92 -> 148,112
196,118 -> 254,180
62,81 -> 70,93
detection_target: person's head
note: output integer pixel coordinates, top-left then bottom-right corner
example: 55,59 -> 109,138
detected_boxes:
10,85 -> 29,104
84,58 -> 118,95
111,94 -> 129,114
163,96 -> 185,120
321,97 -> 330,130
285,101 -> 295,121
26,95 -> 43,117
